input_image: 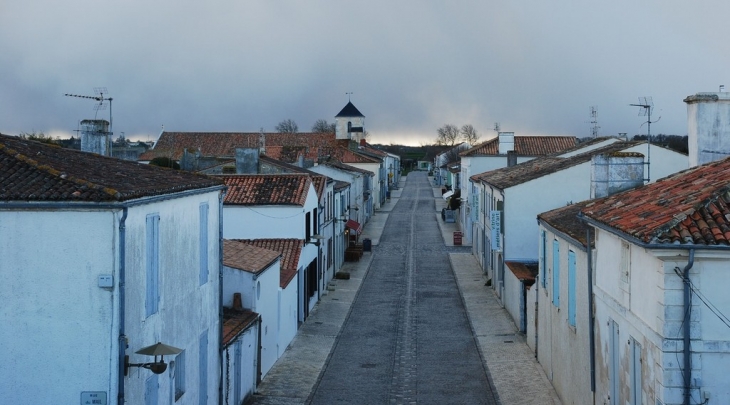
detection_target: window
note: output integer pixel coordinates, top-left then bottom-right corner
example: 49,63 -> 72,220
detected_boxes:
568,250 -> 576,327
199,331 -> 208,405
540,231 -> 547,289
146,214 -> 160,317
174,351 -> 185,401
552,240 -> 560,307
199,203 -> 209,286
305,212 -> 311,241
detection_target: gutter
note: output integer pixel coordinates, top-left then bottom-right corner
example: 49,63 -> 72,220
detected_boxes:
682,250 -> 695,405
117,207 -> 128,405
586,227 -> 596,395
218,190 -> 226,405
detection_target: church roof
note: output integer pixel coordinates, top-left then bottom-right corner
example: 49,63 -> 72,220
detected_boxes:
335,101 -> 365,118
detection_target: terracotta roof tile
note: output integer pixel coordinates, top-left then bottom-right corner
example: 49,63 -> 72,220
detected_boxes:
538,201 -> 593,248
220,174 -> 311,206
222,307 -> 259,346
232,239 -> 303,287
223,239 -> 280,274
461,136 -> 576,157
470,141 -> 643,189
505,261 -> 538,285
581,156 -> 730,245
0,133 -> 222,202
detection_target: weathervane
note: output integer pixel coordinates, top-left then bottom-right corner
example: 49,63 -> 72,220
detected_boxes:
346,92 -> 353,101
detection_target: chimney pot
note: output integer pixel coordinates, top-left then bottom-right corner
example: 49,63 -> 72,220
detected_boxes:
232,293 -> 243,311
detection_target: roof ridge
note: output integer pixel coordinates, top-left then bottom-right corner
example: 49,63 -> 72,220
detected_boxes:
0,142 -> 120,199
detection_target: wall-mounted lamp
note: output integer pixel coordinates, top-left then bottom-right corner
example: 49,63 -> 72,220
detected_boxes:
307,234 -> 325,246
125,342 -> 182,376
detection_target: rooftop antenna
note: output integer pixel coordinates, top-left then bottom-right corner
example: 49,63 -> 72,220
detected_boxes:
346,92 -> 353,101
590,106 -> 600,138
630,96 -> 659,182
65,87 -> 113,156
494,122 -> 500,132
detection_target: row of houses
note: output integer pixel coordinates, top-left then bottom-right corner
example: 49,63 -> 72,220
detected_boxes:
0,101 -> 401,404
443,91 -> 730,405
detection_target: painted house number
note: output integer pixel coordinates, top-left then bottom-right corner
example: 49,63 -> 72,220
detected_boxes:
81,391 -> 107,405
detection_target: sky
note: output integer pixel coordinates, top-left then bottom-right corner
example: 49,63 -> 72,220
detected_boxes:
2,1 -> 729,146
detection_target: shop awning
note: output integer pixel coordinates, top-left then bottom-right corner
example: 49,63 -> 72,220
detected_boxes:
345,219 -> 362,235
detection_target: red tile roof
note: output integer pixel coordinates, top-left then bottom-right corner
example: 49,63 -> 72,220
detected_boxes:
140,132 -> 381,165
220,174 -> 311,206
461,136 -> 576,157
505,261 -> 538,286
223,239 -> 280,274
232,239 -> 303,287
581,156 -> 730,246
0,133 -> 222,202
470,141 -> 643,189
222,307 -> 259,347
538,201 -> 593,248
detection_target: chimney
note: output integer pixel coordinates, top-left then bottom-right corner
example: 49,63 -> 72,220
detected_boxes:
507,150 -> 518,167
684,91 -> 730,167
591,152 -> 644,199
235,148 -> 259,174
232,293 -> 243,311
297,153 -> 305,168
80,119 -> 110,156
498,132 -> 514,155
259,130 -> 266,156
360,138 -> 367,147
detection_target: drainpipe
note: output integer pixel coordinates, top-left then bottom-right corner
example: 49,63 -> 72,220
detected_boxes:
586,227 -> 596,394
218,191 -> 225,405
117,207 -> 128,405
682,249 -> 695,405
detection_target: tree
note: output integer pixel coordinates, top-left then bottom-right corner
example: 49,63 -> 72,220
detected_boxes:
435,124 -> 460,146
276,119 -> 299,133
311,119 -> 336,133
460,124 -> 480,144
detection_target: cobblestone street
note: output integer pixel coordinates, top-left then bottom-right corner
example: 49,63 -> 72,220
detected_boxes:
308,172 -> 497,404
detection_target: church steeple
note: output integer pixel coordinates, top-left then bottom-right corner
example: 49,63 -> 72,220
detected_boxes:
335,101 -> 365,141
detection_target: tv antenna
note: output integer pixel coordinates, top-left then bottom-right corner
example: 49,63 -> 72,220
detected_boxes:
589,106 -> 600,138
65,87 -> 113,135
494,122 -> 500,132
630,97 -> 659,182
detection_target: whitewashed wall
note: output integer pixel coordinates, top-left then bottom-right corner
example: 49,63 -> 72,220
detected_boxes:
503,269 -> 523,332
123,190 -> 221,405
0,209 -> 118,404
222,324 -> 258,405
222,259 -> 280,378
222,184 -> 317,240
278,279 -> 298,357
536,227 -> 593,405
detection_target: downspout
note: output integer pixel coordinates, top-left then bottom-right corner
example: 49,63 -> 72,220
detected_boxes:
218,191 -> 226,405
682,249 -> 695,405
587,227 -> 596,395
117,207 -> 128,405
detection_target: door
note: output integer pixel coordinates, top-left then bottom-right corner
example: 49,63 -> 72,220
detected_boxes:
609,319 -> 620,404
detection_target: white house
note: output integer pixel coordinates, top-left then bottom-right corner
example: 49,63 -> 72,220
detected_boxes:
581,156 -> 730,405
310,160 -> 372,237
471,140 -> 687,301
220,174 -> 321,321
0,134 -> 224,405
460,133 -> 582,245
222,240 -> 282,378
221,306 -> 260,405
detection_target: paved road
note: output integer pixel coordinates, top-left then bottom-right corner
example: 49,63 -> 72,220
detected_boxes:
309,172 -> 498,405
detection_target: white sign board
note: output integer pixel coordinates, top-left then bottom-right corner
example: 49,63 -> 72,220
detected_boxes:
490,210 -> 502,251
81,392 -> 107,405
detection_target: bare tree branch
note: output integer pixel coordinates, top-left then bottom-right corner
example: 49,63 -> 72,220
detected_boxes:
436,124 -> 460,146
311,119 -> 336,133
276,119 -> 299,133
460,124 -> 479,144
